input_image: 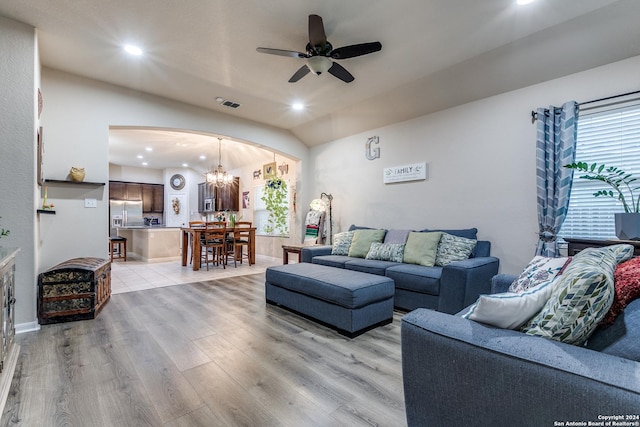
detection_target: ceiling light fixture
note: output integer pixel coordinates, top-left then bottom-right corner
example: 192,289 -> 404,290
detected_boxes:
516,0 -> 536,5
292,102 -> 305,111
124,44 -> 143,56
205,137 -> 233,187
307,56 -> 332,76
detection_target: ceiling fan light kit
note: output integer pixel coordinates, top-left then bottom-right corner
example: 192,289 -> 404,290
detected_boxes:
257,14 -> 382,83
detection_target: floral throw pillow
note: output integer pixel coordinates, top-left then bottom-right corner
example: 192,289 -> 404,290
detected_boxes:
331,231 -> 354,256
365,242 -> 405,263
509,256 -> 571,293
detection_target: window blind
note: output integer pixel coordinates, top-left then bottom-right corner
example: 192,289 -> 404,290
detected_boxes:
560,102 -> 640,239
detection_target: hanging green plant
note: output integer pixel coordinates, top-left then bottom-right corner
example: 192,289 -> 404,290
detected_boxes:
261,176 -> 289,235
0,217 -> 9,239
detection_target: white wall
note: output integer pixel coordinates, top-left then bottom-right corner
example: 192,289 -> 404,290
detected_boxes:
309,55 -> 640,274
0,17 -> 38,328
39,68 -> 309,265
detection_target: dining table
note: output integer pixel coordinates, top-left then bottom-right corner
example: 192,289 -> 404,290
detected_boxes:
180,226 -> 256,271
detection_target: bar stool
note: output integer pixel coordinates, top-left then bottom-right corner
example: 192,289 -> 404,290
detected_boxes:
109,236 -> 127,262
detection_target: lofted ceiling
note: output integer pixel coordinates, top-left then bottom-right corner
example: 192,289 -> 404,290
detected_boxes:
2,0 -> 639,169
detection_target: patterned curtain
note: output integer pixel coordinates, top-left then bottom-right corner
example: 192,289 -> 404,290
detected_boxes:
536,101 -> 579,257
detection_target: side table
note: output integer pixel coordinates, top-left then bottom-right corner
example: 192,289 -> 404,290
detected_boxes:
282,243 -> 319,264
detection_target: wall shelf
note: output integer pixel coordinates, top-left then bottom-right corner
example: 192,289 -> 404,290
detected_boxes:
37,210 -> 56,215
43,179 -> 105,186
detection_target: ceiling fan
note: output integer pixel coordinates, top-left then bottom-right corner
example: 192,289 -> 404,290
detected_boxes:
256,14 -> 382,83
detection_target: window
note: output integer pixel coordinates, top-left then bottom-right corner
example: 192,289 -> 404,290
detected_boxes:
560,101 -> 640,239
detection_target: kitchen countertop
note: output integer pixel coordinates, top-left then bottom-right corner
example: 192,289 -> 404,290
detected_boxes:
117,226 -> 181,230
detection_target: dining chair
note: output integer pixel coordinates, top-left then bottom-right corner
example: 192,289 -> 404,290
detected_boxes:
201,223 -> 227,270
188,221 -> 205,265
226,221 -> 252,267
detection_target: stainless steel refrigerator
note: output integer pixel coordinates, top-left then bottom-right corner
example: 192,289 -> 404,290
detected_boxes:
109,200 -> 143,236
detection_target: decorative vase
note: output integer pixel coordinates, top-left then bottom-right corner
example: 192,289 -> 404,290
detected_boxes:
614,213 -> 640,241
69,167 -> 85,182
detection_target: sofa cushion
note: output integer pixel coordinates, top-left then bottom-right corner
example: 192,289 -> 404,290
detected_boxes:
385,263 -> 442,296
600,256 -> 640,326
462,279 -> 556,329
366,242 -> 405,263
331,231 -> 354,256
586,298 -> 640,362
521,245 -> 633,346
384,229 -> 411,244
345,258 -> 402,276
348,229 -> 386,258
311,255 -> 353,269
403,232 -> 442,267
421,227 -> 477,240
435,233 -> 477,267
508,255 -> 571,293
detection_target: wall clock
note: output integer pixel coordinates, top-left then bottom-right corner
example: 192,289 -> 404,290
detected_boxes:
170,174 -> 185,190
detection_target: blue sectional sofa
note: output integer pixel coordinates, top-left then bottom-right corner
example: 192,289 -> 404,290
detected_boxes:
401,268 -> 640,426
301,225 -> 500,314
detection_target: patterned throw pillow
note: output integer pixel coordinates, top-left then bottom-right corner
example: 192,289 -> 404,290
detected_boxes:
600,256 -> 640,326
331,231 -> 354,255
435,233 -> 477,267
365,242 -> 405,263
509,256 -> 571,293
520,245 -> 634,346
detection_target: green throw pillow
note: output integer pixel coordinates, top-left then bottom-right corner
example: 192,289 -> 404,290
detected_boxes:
348,229 -> 386,258
403,232 -> 442,267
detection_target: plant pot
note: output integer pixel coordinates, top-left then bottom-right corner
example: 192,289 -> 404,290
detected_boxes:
614,213 -> 640,241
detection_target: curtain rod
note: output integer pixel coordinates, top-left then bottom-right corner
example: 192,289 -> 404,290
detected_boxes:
530,89 -> 640,123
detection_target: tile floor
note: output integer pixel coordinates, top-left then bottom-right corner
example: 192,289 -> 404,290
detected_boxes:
110,254 -> 284,294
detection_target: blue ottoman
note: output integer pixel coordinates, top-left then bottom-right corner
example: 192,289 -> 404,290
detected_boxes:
265,263 -> 395,337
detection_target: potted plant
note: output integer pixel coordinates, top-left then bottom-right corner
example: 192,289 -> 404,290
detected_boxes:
564,161 -> 640,240
261,176 -> 288,235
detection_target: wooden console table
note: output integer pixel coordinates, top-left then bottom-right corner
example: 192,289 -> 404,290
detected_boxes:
564,237 -> 640,257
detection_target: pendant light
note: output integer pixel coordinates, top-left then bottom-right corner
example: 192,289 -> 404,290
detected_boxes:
205,137 -> 233,187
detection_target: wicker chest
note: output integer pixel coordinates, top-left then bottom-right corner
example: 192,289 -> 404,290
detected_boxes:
37,257 -> 111,325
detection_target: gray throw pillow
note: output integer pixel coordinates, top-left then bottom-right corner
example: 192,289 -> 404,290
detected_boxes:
331,231 -> 354,255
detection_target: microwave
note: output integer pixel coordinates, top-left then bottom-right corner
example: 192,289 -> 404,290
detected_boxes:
204,198 -> 214,212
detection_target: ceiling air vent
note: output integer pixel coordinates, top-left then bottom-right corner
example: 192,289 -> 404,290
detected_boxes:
216,97 -> 241,109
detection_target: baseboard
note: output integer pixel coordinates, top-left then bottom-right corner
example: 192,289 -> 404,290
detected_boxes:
15,321 -> 40,334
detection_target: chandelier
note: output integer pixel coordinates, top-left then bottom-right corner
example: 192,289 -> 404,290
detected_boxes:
205,137 -> 233,187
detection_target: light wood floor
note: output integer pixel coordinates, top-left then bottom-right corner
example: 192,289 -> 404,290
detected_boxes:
1,273 -> 407,426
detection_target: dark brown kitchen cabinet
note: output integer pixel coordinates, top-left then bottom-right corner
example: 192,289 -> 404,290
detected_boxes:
142,184 -> 165,213
109,182 -> 125,200
126,183 -> 142,201
216,177 -> 240,211
152,185 -> 164,212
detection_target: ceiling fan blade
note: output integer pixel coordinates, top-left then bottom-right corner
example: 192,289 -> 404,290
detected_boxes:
256,47 -> 306,58
330,42 -> 382,59
288,65 -> 311,83
308,14 -> 327,51
328,62 -> 354,83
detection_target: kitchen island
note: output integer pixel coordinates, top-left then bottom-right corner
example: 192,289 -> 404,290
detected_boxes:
116,226 -> 181,262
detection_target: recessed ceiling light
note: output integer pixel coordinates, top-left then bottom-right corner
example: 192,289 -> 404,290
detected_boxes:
517,0 -> 535,5
141,162 -> 148,166
136,155 -> 143,159
182,163 -> 188,167
145,147 -> 153,152
292,102 -> 305,111
199,155 -> 206,160
124,44 -> 143,56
